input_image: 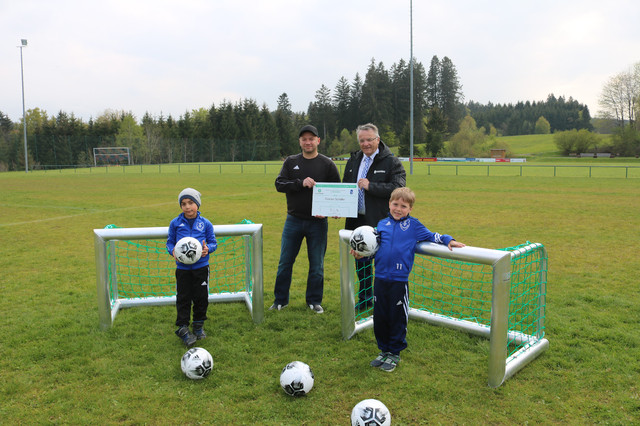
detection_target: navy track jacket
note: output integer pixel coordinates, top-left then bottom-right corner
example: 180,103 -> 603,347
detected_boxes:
374,214 -> 454,282
167,212 -> 217,270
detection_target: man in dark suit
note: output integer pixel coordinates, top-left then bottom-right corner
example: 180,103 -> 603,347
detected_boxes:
342,123 -> 406,311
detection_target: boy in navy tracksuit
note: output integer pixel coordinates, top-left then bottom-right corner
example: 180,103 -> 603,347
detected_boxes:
167,188 -> 217,347
351,187 -> 465,372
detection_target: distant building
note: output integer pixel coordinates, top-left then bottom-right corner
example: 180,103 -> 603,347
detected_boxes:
490,149 -> 506,159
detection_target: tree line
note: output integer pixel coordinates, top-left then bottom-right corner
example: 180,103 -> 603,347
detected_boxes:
1,55 -> 604,171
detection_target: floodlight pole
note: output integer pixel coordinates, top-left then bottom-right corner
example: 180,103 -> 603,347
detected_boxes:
19,39 -> 28,173
409,0 -> 414,175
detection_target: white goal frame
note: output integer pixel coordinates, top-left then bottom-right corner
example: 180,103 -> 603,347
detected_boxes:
93,146 -> 132,166
338,229 -> 548,388
94,224 -> 264,329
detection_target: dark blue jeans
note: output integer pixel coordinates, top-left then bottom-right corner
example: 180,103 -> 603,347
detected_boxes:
273,214 -> 328,306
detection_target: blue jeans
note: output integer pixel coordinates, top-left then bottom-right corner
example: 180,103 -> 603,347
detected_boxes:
274,214 -> 328,306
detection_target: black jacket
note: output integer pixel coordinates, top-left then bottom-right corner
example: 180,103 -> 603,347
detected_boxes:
342,141 -> 406,230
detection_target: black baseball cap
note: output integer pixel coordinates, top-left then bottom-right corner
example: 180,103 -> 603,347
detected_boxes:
299,125 -> 319,137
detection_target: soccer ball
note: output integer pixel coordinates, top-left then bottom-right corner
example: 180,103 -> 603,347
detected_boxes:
175,236 -> 203,265
349,226 -> 379,257
181,347 -> 213,380
351,399 -> 391,426
279,361 -> 314,396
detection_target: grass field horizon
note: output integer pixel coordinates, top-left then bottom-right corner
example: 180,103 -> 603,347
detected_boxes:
1,164 -> 639,423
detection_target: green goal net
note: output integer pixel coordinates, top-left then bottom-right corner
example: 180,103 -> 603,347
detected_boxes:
409,241 -> 547,361
340,230 -> 548,388
94,220 -> 264,329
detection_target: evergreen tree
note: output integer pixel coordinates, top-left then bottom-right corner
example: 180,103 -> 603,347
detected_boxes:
360,59 -> 392,128
425,107 -> 447,156
439,56 -> 463,134
308,84 -> 335,148
217,101 -> 240,161
141,112 -> 163,164
256,104 -> 278,160
348,73 -> 363,130
275,93 -> 296,157
333,77 -> 352,134
425,55 -> 440,109
390,59 -> 410,136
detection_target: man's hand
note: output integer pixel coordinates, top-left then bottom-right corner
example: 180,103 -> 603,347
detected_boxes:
303,177 -> 316,188
357,178 -> 369,191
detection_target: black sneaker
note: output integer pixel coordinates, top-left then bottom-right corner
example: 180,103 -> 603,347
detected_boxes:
192,321 -> 206,340
175,326 -> 197,347
370,352 -> 388,367
269,303 -> 288,311
379,353 -> 400,372
308,304 -> 324,314
193,327 -> 207,340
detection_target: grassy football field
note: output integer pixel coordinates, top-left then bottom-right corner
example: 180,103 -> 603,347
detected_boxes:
0,163 -> 638,424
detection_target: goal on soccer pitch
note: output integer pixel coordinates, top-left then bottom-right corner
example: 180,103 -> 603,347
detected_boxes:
93,147 -> 132,166
338,230 -> 548,388
94,221 -> 263,329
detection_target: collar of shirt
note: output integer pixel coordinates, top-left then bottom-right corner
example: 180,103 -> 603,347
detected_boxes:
357,149 -> 379,177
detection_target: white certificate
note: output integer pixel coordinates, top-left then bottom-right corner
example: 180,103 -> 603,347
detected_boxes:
312,183 -> 359,218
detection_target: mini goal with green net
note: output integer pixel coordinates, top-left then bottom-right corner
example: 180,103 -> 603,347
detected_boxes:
338,229 -> 548,388
94,221 -> 263,329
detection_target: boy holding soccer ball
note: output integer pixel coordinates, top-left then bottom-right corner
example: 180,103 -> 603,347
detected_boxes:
351,187 -> 465,372
167,188 -> 217,347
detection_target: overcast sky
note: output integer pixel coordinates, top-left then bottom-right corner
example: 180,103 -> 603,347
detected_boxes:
2,0 -> 639,123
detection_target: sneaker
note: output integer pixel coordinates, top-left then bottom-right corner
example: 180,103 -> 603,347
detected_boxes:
269,303 -> 288,311
308,304 -> 324,314
379,353 -> 400,372
193,327 -> 207,340
370,352 -> 388,367
175,326 -> 197,347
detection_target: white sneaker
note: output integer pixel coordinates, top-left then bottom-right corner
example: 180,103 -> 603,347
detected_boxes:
308,304 -> 324,314
269,303 -> 288,311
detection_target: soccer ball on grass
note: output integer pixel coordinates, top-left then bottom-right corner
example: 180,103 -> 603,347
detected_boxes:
181,347 -> 213,380
351,398 -> 391,425
349,226 -> 379,257
279,361 -> 314,396
175,236 -> 203,265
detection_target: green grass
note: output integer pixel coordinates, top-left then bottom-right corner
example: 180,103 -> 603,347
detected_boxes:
1,164 -> 639,424
497,134 -> 559,156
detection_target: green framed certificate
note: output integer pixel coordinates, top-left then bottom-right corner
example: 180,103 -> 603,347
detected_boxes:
311,183 -> 358,218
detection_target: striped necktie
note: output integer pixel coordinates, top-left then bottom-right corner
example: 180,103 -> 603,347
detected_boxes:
358,156 -> 372,214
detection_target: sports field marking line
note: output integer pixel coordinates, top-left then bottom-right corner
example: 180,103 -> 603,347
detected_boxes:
0,202 -> 173,227
0,189 -> 264,227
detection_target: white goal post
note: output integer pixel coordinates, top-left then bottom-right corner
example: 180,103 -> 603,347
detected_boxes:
94,223 -> 264,329
338,229 -> 549,388
93,147 -> 132,166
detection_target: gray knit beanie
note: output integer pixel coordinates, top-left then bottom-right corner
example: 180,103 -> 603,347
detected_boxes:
178,188 -> 201,208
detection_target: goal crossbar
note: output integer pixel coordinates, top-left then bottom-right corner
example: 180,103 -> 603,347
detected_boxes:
94,223 -> 264,329
338,229 -> 548,388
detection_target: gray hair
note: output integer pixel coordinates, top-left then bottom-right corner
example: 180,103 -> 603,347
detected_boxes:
356,123 -> 379,138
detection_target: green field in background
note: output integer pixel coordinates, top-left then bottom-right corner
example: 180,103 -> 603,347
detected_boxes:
0,168 -> 638,423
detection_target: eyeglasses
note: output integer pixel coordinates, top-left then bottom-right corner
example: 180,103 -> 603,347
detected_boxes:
358,137 -> 378,144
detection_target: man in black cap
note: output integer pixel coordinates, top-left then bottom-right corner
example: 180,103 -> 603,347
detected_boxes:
343,123 -> 406,312
271,124 -> 340,314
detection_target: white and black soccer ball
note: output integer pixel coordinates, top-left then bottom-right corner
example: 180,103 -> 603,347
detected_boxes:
279,361 -> 314,396
351,399 -> 391,426
175,236 -> 203,265
181,347 -> 213,380
349,226 -> 379,257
